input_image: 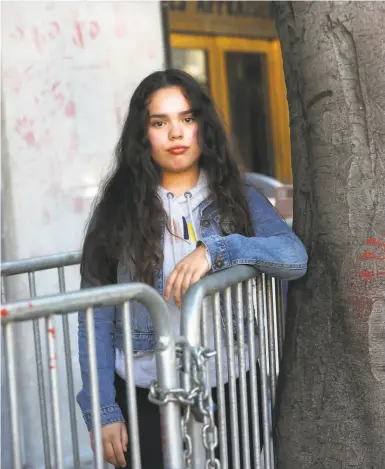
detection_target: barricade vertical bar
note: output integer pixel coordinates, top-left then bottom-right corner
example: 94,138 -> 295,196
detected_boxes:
224,287 -> 241,469
201,298 -> 207,348
261,277 -> 270,384
121,301 -> 142,469
266,278 -> 277,408
184,296 -> 205,469
1,275 -> 6,302
235,283 -> 251,469
46,315 -> 64,469
201,297 -> 212,394
257,275 -> 272,469
271,279 -> 280,379
28,272 -> 52,469
85,306 -> 104,469
4,323 -> 23,469
247,280 -> 262,469
57,267 -> 81,469
153,322 -> 184,468
213,292 -> 228,469
275,280 -> 284,360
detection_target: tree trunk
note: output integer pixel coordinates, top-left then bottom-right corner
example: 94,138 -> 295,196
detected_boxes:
272,2 -> 385,468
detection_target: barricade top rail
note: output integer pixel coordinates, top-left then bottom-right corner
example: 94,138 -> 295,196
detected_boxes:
1,283 -> 172,344
182,265 -> 258,322
1,250 -> 82,277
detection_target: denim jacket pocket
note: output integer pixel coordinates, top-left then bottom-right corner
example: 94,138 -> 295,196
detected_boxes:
115,301 -> 154,335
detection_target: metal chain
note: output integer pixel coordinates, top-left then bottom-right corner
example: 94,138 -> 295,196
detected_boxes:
148,340 -> 220,469
181,405 -> 193,467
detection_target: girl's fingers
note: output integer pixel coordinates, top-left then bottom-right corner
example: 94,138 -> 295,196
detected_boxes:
104,441 -> 118,467
173,268 -> 189,306
164,268 -> 178,300
121,422 -> 128,453
112,433 -> 127,467
190,270 -> 202,288
181,269 -> 196,298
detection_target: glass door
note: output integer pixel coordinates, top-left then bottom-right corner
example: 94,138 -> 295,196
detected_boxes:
170,35 -> 292,183
170,34 -> 220,106
215,37 -> 292,183
224,50 -> 273,175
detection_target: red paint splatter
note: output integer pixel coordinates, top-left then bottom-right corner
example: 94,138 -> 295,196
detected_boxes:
48,21 -> 60,40
15,117 -> 36,146
16,26 -> 25,38
65,100 -> 76,117
10,26 -> 25,40
89,21 -> 100,39
28,302 -> 33,309
360,251 -> 385,261
51,81 -> 61,91
55,92 -> 65,103
73,196 -> 84,214
360,270 -> 376,279
32,27 -> 42,52
48,328 -> 56,338
379,271 -> 385,277
73,22 -> 84,48
366,238 -> 385,247
1,309 -> 9,317
49,365 -> 56,370
24,132 -> 36,146
115,107 -> 121,123
24,65 -> 33,75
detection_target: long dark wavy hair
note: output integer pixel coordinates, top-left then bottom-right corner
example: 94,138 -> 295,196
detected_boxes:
81,69 -> 253,285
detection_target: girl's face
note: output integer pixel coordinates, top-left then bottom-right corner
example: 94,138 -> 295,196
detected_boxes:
147,86 -> 201,176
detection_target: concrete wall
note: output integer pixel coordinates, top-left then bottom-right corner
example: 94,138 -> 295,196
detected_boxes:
1,2 -> 165,468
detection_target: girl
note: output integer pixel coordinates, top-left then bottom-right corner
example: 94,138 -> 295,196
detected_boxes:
77,69 -> 307,468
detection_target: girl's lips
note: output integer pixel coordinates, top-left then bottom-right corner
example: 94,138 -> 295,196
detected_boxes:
168,146 -> 189,155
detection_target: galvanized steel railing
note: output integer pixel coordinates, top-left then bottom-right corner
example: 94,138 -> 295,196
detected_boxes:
181,266 -> 285,469
1,283 -> 184,469
2,252 -> 286,469
1,251 -> 82,469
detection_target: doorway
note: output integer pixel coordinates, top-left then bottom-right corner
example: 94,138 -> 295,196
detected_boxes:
170,34 -> 292,183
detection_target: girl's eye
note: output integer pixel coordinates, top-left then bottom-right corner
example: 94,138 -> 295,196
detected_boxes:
151,121 -> 165,128
183,117 -> 195,124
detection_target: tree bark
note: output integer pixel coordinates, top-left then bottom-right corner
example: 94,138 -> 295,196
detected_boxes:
272,2 -> 385,468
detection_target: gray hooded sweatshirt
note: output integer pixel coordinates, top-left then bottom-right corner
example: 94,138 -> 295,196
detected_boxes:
116,171 -> 255,387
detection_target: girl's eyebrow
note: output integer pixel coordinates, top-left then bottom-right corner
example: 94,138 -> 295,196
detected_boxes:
148,109 -> 193,119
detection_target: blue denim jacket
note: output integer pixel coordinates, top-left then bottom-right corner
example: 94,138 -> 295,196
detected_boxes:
77,183 -> 308,431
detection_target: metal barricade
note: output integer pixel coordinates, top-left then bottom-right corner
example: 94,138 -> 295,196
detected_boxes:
2,252 -> 286,469
181,266 -> 285,469
1,251 -> 82,469
1,283 -> 184,469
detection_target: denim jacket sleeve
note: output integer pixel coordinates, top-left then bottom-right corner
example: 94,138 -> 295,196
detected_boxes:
76,272 -> 125,432
203,185 -> 308,280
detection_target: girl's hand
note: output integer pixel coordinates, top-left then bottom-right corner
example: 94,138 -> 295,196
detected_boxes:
90,421 -> 128,467
165,245 -> 210,307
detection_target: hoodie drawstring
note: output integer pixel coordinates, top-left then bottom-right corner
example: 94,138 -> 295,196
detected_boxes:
166,192 -> 177,266
166,190 -> 200,268
184,191 -> 199,243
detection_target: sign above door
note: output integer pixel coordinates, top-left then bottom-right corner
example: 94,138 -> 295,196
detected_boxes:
165,1 -> 277,38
